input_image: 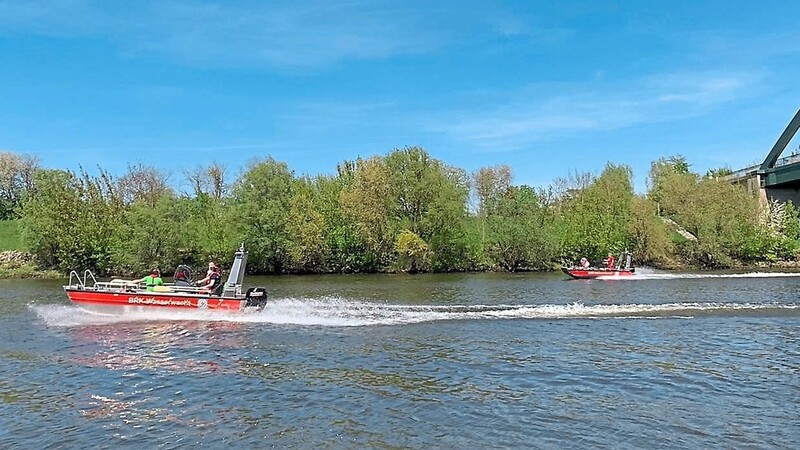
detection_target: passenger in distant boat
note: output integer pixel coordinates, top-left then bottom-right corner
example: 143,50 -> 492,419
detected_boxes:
580,257 -> 590,268
195,263 -> 222,294
605,253 -> 615,269
137,269 -> 164,292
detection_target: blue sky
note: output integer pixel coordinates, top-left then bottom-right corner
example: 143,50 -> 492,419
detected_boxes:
1,0 -> 799,192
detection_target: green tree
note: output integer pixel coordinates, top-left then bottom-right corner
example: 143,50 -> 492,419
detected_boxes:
230,157 -> 294,273
384,147 -> 472,271
557,163 -> 634,261
185,162 -> 230,200
705,166 -> 733,179
628,196 -> 673,266
21,168 -> 123,272
110,195 -> 191,275
486,186 -> 558,271
473,164 -> 512,217
340,156 -> 394,270
286,177 -> 329,273
117,163 -> 173,207
648,155 -> 693,210
395,230 -> 430,273
312,171 -> 365,272
649,162 -> 763,267
20,169 -> 81,268
0,152 -> 38,219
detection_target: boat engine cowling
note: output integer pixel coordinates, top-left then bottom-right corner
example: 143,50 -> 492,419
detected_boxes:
245,287 -> 268,308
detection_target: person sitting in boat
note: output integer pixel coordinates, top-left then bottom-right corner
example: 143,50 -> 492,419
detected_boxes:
136,268 -> 164,292
194,261 -> 218,285
605,253 -> 615,269
194,263 -> 222,294
580,257 -> 590,268
204,261 -> 216,278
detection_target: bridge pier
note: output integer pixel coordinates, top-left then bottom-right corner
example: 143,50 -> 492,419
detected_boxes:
764,185 -> 800,205
725,170 -> 769,205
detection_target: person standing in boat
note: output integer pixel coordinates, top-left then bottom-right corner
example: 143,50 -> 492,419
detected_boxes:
605,253 -> 615,269
195,263 -> 222,294
137,268 -> 164,292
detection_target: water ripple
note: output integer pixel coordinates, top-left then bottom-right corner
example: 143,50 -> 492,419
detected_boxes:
1,274 -> 799,448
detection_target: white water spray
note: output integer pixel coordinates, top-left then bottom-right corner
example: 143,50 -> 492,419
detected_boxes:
597,269 -> 800,281
32,296 -> 800,328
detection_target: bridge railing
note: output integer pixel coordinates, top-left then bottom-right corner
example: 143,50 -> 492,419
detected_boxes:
721,165 -> 758,182
774,152 -> 800,168
723,153 -> 800,182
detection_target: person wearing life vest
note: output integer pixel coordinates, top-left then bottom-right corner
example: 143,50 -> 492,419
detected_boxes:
605,253 -> 615,269
195,262 -> 221,294
204,261 -> 216,278
138,269 -> 164,292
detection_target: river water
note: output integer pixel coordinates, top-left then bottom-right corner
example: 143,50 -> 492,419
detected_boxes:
1,269 -> 799,449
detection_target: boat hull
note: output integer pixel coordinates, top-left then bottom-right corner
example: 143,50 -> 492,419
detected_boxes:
561,267 -> 635,279
64,288 -> 248,313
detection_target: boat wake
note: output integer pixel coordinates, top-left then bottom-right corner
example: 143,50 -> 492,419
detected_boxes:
597,269 -> 800,280
32,298 -> 800,328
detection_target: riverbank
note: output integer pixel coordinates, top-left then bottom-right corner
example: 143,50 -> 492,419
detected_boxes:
0,251 -> 61,279
2,249 -> 798,279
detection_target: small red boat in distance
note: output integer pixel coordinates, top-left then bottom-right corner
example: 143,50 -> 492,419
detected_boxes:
63,244 -> 269,314
562,251 -> 635,279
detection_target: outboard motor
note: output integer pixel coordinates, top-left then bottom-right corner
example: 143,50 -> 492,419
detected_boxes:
223,244 -> 269,307
245,287 -> 269,309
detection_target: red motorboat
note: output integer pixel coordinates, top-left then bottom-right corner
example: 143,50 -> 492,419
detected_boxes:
562,252 -> 635,279
64,244 -> 268,314
561,267 -> 635,279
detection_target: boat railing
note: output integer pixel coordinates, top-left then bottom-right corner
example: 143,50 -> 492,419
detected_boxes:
66,270 -> 143,292
66,272 -> 241,297
67,269 -> 98,289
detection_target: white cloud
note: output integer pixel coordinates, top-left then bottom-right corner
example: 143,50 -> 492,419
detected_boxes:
0,0 -> 579,70
648,72 -> 750,105
136,1 -> 449,68
0,0 -> 465,68
430,71 -> 760,151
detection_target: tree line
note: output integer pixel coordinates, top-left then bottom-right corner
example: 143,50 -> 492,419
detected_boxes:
1,148 -> 798,276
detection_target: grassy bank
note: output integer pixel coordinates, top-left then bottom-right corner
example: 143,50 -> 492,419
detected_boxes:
0,221 -> 61,278
0,226 -> 62,278
0,262 -> 61,279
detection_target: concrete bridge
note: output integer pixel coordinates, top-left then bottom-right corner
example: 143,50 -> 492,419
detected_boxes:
724,109 -> 800,204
